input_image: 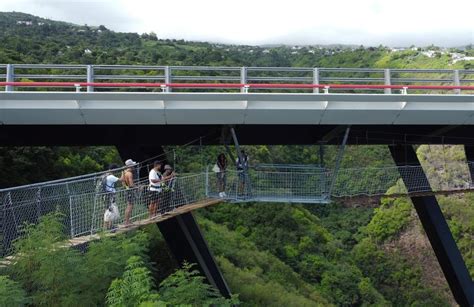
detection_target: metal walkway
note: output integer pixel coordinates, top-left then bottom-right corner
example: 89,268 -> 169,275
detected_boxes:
1,158 -> 474,256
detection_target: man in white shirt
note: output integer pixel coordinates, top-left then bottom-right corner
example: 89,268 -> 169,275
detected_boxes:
105,173 -> 120,193
148,161 -> 163,218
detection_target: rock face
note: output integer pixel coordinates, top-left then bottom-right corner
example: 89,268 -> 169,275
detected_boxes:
383,215 -> 456,306
380,144 -> 472,306
418,144 -> 472,192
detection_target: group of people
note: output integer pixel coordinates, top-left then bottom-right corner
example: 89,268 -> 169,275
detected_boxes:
101,150 -> 249,231
101,159 -> 176,230
148,160 -> 176,218
214,150 -> 249,197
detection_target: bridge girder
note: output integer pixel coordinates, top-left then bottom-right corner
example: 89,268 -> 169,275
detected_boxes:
390,145 -> 474,306
3,125 -> 474,146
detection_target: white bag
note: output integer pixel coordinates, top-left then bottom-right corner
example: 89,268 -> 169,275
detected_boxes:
212,164 -> 220,173
104,203 -> 120,222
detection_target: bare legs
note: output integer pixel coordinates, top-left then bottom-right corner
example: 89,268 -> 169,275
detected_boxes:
148,202 -> 157,218
124,202 -> 133,226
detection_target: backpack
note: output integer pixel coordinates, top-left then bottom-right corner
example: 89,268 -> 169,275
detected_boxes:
96,174 -> 109,194
237,154 -> 248,170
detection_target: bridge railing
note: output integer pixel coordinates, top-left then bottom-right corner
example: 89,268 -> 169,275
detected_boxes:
0,170 -> 209,256
1,64 -> 473,94
1,160 -> 474,256
70,173 -> 207,238
206,166 -> 330,203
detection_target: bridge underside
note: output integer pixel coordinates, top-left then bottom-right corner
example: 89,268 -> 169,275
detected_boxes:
3,123 -> 474,304
2,124 -> 474,146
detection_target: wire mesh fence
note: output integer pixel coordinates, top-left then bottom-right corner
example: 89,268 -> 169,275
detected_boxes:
1,161 -> 474,256
206,166 -> 329,203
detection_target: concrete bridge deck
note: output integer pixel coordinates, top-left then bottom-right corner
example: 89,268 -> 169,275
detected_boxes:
1,92 -> 473,125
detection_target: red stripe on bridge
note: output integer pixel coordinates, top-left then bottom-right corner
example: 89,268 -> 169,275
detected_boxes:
1,81 -> 474,90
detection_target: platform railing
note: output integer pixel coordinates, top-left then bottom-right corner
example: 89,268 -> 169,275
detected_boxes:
1,64 -> 473,94
1,160 -> 474,256
0,170 -> 209,256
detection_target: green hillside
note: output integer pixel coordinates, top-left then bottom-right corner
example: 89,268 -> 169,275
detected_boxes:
0,12 -> 472,69
1,12 -> 473,306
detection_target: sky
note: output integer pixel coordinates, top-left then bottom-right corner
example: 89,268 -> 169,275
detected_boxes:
0,0 -> 473,47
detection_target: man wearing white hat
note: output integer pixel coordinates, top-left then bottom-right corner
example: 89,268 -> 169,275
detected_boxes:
123,158 -> 137,226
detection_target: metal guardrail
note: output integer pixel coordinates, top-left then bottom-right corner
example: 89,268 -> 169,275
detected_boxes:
2,159 -> 474,256
1,64 -> 473,94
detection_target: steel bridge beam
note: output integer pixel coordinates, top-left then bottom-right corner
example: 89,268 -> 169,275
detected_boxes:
389,144 -> 474,307
4,125 -> 474,147
116,145 -> 231,299
158,212 -> 231,298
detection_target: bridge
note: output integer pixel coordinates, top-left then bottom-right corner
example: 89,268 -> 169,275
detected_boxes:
0,65 -> 473,128
2,156 -> 474,244
1,64 -> 474,306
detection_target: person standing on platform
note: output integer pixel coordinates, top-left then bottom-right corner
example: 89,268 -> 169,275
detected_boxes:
148,161 -> 163,218
216,153 -> 227,197
123,159 -> 137,227
236,150 -> 249,196
103,164 -> 123,231
161,164 -> 176,212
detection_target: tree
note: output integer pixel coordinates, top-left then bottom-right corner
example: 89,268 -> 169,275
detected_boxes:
9,212 -> 85,306
0,275 -> 29,306
158,262 -> 238,306
106,256 -> 163,306
107,258 -> 238,307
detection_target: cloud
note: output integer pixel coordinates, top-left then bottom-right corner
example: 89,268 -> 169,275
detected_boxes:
0,0 -> 473,46
1,0 -> 140,31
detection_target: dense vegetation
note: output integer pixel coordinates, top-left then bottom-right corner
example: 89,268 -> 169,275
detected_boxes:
0,212 -> 238,306
0,12 -> 472,69
1,12 -> 473,306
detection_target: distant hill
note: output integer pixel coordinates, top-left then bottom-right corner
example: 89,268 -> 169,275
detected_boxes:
0,11 -> 472,69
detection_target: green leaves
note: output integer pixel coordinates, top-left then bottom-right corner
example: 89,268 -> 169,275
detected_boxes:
0,275 -> 29,307
6,212 -> 152,306
107,258 -> 238,307
106,256 -> 162,307
6,212 -> 236,306
0,146 -> 121,189
364,197 -> 412,243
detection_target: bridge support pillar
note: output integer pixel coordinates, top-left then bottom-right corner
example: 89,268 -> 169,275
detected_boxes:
389,144 -> 474,307
158,212 -> 231,298
116,144 -> 231,298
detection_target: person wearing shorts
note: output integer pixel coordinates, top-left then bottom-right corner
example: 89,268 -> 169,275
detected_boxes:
123,159 -> 137,226
148,161 -> 163,218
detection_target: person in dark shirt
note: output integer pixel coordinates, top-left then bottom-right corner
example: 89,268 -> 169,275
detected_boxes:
236,150 -> 249,195
217,153 -> 227,197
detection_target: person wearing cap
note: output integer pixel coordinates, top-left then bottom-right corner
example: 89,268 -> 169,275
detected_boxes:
123,159 -> 137,226
161,164 -> 176,212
